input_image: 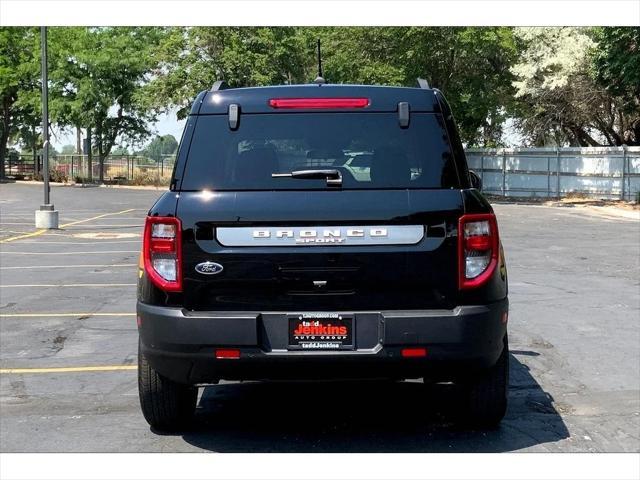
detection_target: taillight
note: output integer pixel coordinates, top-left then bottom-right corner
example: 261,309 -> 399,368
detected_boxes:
268,98 -> 370,109
458,213 -> 499,289
143,216 -> 182,292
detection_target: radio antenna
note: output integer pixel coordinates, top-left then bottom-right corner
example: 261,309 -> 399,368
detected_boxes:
313,39 -> 326,85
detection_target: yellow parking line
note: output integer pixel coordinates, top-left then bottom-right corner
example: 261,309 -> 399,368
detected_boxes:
0,208 -> 136,244
0,229 -> 46,243
0,313 -> 135,318
0,365 -> 138,374
0,283 -> 136,288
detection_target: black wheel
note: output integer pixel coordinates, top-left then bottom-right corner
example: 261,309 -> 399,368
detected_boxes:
459,334 -> 509,428
138,341 -> 197,432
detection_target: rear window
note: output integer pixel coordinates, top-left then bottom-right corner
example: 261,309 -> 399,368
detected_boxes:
179,113 -> 459,191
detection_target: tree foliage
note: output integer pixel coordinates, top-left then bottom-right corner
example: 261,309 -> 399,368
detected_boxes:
143,27 -> 517,146
592,27 -> 640,144
593,28 -> 640,107
1,26 -> 639,176
60,144 -> 75,154
137,134 -> 178,161
512,27 -> 640,146
49,27 -> 165,177
316,27 -> 517,146
142,27 -> 311,119
0,27 -> 41,175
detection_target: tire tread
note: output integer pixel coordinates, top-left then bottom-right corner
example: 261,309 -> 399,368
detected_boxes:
138,341 -> 196,431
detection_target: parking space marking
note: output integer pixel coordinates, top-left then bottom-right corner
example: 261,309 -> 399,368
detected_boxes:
0,365 -> 138,374
2,250 -> 139,255
58,209 -> 136,228
0,263 -> 136,270
0,313 -> 135,318
0,222 -> 46,225
0,283 -> 136,288
22,233 -> 140,238
0,208 -> 136,244
62,224 -> 142,228
0,229 -> 47,243
7,240 -> 141,245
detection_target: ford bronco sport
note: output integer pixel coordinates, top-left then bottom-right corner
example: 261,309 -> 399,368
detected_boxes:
137,80 -> 509,431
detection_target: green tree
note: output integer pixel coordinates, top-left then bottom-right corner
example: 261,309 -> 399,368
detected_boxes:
49,27 -> 165,181
139,134 -> 178,161
60,144 -> 75,154
145,27 -> 517,145
0,27 -> 40,177
317,27 -> 517,145
511,27 -> 639,146
143,27 -> 311,118
111,145 -> 130,155
593,27 -> 640,144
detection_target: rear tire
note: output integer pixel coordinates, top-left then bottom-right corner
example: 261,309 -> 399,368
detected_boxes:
138,341 -> 197,432
459,334 -> 509,428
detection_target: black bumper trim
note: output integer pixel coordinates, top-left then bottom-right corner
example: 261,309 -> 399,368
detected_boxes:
138,299 -> 508,384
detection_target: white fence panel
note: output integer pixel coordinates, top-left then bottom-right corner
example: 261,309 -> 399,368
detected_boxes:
466,147 -> 640,200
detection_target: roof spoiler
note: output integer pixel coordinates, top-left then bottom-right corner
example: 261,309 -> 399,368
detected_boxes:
211,80 -> 229,91
416,78 -> 430,89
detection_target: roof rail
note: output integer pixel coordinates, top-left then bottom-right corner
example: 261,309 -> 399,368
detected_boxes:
211,80 -> 229,91
416,78 -> 430,89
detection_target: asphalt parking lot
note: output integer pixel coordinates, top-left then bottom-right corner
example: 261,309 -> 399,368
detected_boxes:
0,182 -> 638,452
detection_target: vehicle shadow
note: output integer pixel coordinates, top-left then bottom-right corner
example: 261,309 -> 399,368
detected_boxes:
179,352 -> 569,452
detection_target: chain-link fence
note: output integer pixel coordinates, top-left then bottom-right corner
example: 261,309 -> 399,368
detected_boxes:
3,153 -> 176,185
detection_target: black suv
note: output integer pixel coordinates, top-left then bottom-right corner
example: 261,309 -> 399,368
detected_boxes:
137,80 -> 509,431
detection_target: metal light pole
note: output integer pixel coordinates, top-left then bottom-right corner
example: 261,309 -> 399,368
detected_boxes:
35,26 -> 59,229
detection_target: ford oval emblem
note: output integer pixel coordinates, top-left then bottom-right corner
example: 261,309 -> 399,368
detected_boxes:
195,261 -> 224,275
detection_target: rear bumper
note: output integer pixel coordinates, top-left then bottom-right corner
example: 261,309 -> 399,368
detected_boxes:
137,299 -> 508,384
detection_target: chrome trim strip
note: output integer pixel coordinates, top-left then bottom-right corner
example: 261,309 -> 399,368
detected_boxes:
216,225 -> 424,247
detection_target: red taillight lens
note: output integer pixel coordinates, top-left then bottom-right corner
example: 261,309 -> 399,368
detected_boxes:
143,216 -> 182,292
401,347 -> 427,358
458,213 -> 499,289
215,349 -> 240,359
268,98 -> 370,109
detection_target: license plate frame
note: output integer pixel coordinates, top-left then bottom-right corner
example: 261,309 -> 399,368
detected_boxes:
288,313 -> 354,351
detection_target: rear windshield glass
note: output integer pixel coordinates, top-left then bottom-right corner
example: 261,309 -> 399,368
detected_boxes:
179,113 -> 458,190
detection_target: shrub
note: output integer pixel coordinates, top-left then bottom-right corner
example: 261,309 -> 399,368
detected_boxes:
50,169 -> 68,183
131,170 -> 169,187
32,170 -> 69,183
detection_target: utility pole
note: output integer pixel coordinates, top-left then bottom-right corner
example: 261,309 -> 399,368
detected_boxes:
86,127 -> 93,182
35,26 -> 59,229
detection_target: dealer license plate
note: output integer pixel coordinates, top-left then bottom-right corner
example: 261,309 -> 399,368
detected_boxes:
288,313 -> 354,350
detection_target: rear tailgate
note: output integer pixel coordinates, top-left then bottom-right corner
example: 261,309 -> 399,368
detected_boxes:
177,189 -> 463,312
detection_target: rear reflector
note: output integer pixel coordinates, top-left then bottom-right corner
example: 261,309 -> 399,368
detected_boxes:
268,98 -> 370,109
401,347 -> 427,358
215,349 -> 240,359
